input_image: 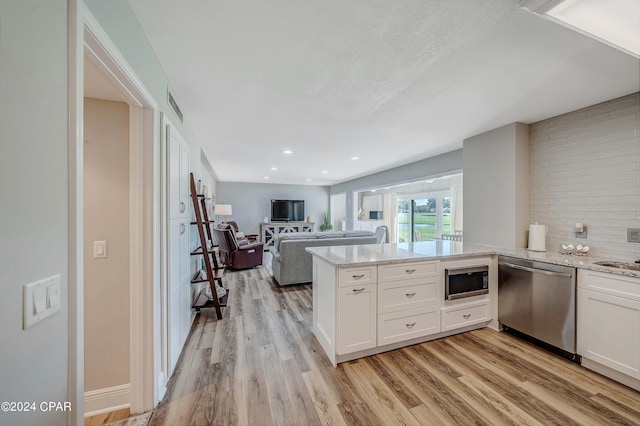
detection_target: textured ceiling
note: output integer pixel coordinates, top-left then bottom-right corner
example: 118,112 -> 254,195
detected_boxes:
128,0 -> 640,185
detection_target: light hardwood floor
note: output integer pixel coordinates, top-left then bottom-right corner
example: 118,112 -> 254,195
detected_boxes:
149,263 -> 640,425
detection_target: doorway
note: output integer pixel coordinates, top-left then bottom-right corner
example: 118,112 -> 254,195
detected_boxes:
70,6 -> 159,423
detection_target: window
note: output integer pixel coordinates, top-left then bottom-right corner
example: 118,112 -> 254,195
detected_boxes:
397,193 -> 451,242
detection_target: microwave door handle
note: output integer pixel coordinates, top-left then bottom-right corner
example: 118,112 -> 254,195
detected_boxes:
500,262 -> 573,278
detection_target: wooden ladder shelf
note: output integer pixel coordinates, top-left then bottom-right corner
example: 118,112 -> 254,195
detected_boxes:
189,173 -> 227,319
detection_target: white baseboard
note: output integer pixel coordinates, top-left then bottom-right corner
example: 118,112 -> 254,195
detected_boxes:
84,383 -> 130,417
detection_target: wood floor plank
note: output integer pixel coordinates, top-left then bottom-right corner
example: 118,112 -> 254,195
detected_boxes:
301,367 -> 348,426
429,338 -> 579,426
281,358 -> 323,425
149,258 -> 640,426
342,359 -> 421,426
376,349 -> 489,425
260,343 -> 292,425
407,344 -> 521,426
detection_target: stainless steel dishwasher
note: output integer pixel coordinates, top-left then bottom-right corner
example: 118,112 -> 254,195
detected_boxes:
498,256 -> 578,359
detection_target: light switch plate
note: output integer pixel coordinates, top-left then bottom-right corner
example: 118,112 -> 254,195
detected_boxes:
94,240 -> 108,258
23,274 -> 61,329
628,228 -> 640,243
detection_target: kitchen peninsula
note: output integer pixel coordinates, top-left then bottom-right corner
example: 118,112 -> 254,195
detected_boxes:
306,241 -> 498,366
307,241 -> 640,392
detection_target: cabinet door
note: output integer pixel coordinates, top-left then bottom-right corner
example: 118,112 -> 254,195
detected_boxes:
338,284 -> 377,354
179,218 -> 192,343
168,126 -> 181,220
168,219 -> 183,373
167,121 -> 190,219
179,142 -> 190,218
578,288 -> 640,379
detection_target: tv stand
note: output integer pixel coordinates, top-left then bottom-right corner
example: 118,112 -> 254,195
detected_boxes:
260,221 -> 315,247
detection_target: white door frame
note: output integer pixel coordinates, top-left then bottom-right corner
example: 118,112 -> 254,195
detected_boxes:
69,2 -> 159,423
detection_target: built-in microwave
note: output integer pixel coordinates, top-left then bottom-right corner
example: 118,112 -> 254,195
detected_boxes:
445,265 -> 489,300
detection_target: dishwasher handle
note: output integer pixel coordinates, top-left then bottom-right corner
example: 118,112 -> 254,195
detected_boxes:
499,262 -> 574,278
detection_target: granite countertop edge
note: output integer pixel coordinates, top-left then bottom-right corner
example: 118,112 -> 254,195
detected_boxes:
305,243 -> 640,279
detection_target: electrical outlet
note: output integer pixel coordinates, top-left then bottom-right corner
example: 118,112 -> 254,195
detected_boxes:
628,228 -> 640,243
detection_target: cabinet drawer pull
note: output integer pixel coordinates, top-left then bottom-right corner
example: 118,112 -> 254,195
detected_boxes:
405,269 -> 416,274
352,288 -> 365,293
405,292 -> 416,298
179,223 -> 186,234
352,274 -> 365,279
179,201 -> 186,213
463,314 -> 471,319
406,322 -> 416,328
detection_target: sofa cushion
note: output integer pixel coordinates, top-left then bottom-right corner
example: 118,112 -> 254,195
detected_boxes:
343,230 -> 376,237
315,231 -> 346,239
275,232 -> 317,250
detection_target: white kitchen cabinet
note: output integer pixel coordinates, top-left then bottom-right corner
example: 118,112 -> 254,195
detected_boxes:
362,194 -> 382,212
577,270 -> 640,385
354,220 -> 384,232
165,115 -> 191,375
441,300 -> 490,331
378,307 -> 440,346
311,254 -> 494,367
337,284 -> 377,354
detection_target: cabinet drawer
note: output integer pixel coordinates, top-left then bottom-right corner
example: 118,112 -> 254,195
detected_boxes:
378,262 -> 438,282
378,277 -> 438,314
578,269 -> 640,301
378,307 -> 440,346
339,266 -> 377,287
441,301 -> 489,331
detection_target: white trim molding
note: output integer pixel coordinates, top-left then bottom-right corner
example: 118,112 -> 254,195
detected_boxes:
84,384 -> 131,417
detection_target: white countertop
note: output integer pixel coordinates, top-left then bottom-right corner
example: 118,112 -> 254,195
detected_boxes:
305,241 -> 640,279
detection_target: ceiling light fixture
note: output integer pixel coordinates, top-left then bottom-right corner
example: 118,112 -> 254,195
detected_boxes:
351,156 -> 359,160
271,167 -> 278,171
425,179 -> 434,184
264,176 -> 269,180
306,178 -> 312,182
519,0 -> 640,58
321,170 -> 328,174
283,150 -> 293,154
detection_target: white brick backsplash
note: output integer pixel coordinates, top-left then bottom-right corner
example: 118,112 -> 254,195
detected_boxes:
530,93 -> 640,262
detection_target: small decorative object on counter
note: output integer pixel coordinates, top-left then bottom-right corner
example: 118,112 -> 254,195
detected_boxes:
574,244 -> 590,256
560,243 -> 574,255
263,216 -> 269,223
306,215 -> 312,223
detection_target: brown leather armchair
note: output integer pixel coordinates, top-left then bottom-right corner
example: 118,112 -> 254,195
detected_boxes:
213,228 -> 264,270
220,221 -> 258,242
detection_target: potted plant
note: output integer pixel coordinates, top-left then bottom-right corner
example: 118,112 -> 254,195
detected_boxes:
319,211 -> 333,231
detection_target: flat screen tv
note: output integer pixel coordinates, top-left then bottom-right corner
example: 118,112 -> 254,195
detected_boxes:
271,199 -> 304,222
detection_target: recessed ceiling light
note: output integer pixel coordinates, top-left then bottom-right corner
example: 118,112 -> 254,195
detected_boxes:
351,156 -> 359,160
321,170 -> 328,174
425,179 -> 434,184
306,178 -> 312,182
370,189 -> 377,192
264,176 -> 270,180
283,150 -> 292,154
271,167 -> 278,171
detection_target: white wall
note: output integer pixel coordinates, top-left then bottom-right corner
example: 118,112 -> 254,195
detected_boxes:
83,0 -> 211,183
530,93 -> 640,261
216,182 -> 330,235
0,1 -> 69,425
83,98 -> 131,392
463,123 -> 530,248
331,149 -> 463,229
330,193 -> 347,230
